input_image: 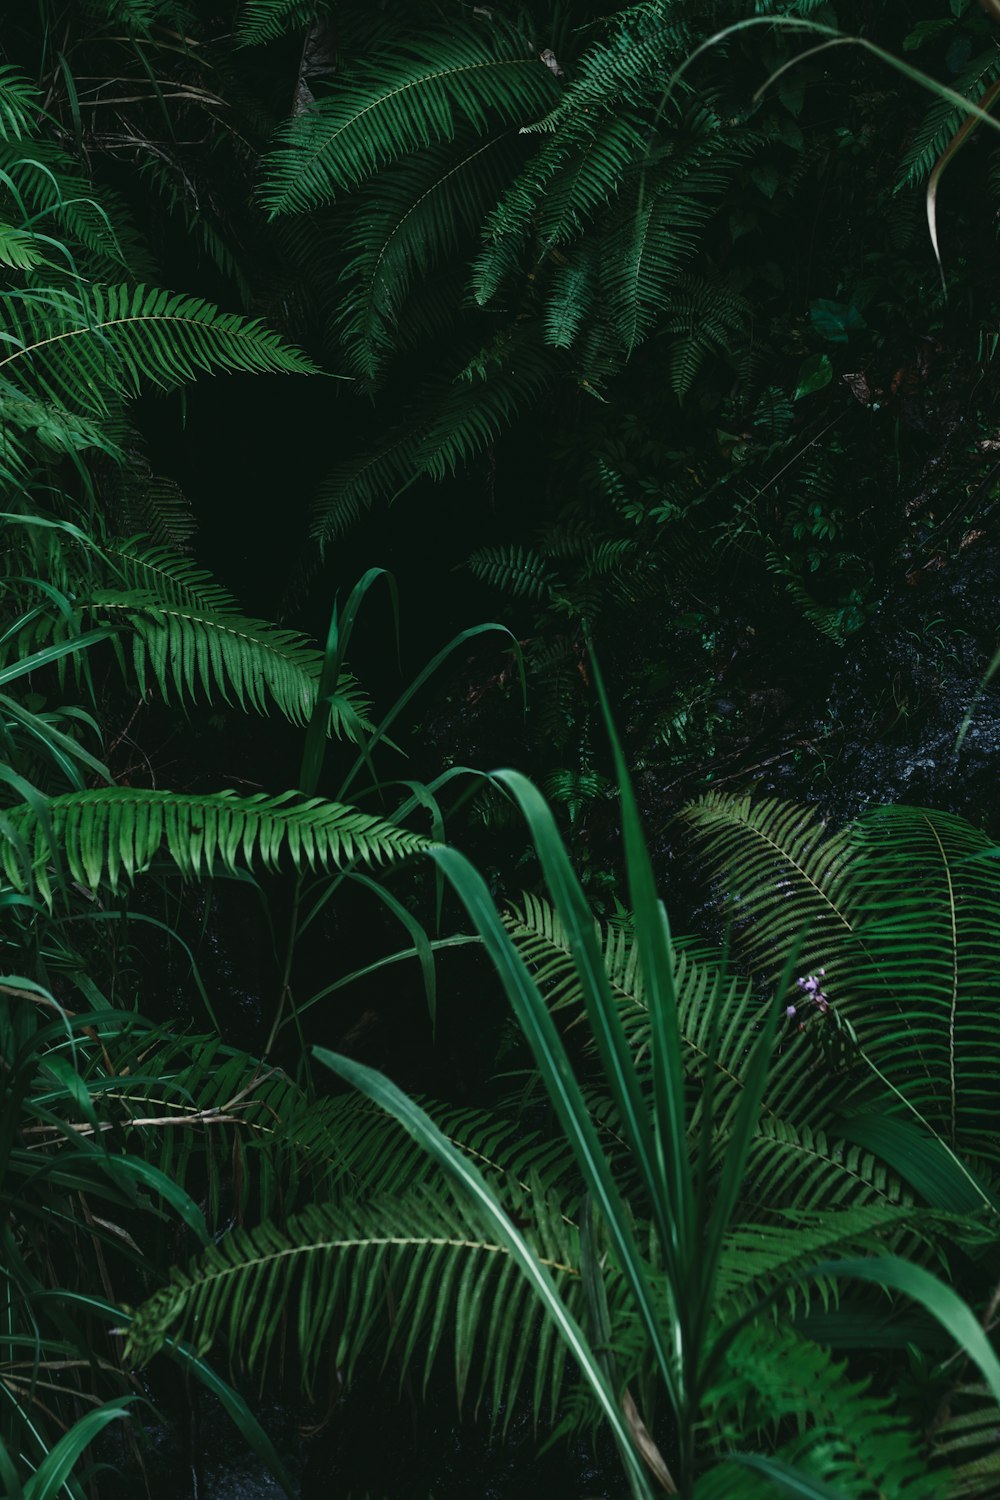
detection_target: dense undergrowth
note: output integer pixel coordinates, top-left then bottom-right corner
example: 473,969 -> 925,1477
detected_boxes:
3,1 -> 1000,1496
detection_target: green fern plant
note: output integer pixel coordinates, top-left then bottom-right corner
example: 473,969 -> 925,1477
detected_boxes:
124,678 -> 1000,1498
679,794 -> 1000,1187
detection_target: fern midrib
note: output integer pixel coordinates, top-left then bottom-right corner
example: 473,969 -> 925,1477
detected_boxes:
176,1233 -> 581,1294
106,544 -> 235,610
737,820 -> 858,939
750,1125 -> 901,1205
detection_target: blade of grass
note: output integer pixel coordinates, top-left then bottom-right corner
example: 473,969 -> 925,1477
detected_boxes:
590,661 -> 694,1380
23,1398 -> 132,1500
813,1255 -> 1000,1403
426,839 -> 682,1415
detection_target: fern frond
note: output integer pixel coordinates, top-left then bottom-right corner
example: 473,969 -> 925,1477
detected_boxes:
714,1203 -> 931,1314
312,328 -> 559,539
710,1316 -> 942,1498
125,1182 -> 584,1422
744,1118 -> 909,1215
260,22 -> 559,217
677,794 -> 865,991
539,113 -> 650,246
662,274 -> 751,400
847,807 -> 1000,1155
896,45 -> 1000,187
91,588 -> 370,736
930,1381 -> 1000,1496
0,140 -> 139,274
0,66 -> 38,141
309,419 -> 424,544
504,891 -> 908,1211
471,112 -> 647,306
414,329 -> 559,481
0,285 -> 318,417
467,544 -> 556,601
236,0 -> 321,47
109,466 -> 197,546
336,134 -> 515,381
2,788 -> 427,901
0,221 -> 47,271
528,8 -> 695,130
604,152 -> 742,354
681,795 -> 1000,1165
543,256 -> 599,350
0,385 -> 116,476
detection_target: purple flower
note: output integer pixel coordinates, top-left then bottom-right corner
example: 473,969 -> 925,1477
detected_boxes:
796,972 -> 832,1014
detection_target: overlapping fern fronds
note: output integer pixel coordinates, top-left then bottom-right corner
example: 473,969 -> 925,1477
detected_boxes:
706,1315 -> 942,1498
0,534 -> 374,740
503,892 -> 910,1214
680,794 -> 1000,1168
335,133 -> 517,382
259,20 -> 560,217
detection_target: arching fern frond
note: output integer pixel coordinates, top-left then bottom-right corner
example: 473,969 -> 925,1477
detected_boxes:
896,44 -> 1000,187
90,587 -> 372,737
847,806 -> 1000,1156
259,22 -> 559,217
336,133 -> 516,381
310,329 -> 560,541
2,788 -> 428,901
0,285 -> 318,417
414,329 -> 560,481
125,1181 -> 586,1424
604,149 -> 744,355
308,418 -> 425,545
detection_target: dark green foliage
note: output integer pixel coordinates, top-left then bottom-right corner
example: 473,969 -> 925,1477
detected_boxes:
5,1 -> 1000,1494
259,20 -> 560,216
680,796 -> 1000,1170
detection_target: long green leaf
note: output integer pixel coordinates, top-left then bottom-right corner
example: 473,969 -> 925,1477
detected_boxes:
23,1399 -> 132,1500
815,1255 -> 1000,1404
426,838 -> 682,1415
591,660 -> 692,1297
